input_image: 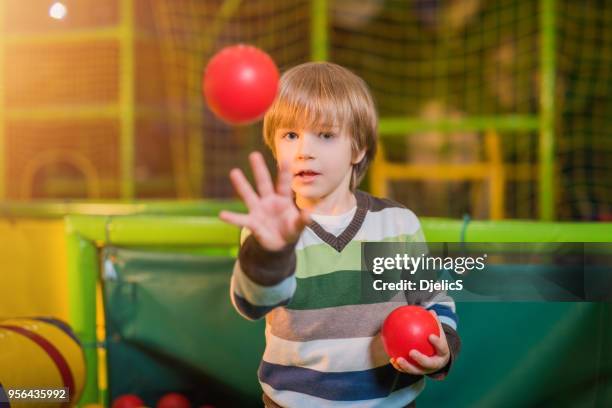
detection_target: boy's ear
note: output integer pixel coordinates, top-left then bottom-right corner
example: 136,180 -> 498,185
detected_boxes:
352,148 -> 367,165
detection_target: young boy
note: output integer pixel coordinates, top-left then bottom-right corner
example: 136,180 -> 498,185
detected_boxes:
219,62 -> 460,408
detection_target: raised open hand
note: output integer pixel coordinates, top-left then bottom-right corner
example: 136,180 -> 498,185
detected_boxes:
219,152 -> 311,251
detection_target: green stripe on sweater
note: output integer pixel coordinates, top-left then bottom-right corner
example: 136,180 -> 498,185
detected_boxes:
295,234 -> 422,279
287,269 -> 406,310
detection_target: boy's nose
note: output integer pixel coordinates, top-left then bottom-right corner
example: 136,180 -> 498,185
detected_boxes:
296,134 -> 315,159
297,150 -> 314,160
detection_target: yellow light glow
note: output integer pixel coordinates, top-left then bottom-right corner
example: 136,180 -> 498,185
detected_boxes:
49,2 -> 67,20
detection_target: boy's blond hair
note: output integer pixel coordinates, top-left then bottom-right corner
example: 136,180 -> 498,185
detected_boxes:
263,62 -> 378,190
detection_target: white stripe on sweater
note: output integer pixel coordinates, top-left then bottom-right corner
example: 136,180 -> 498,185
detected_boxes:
263,325 -> 389,372
296,207 -> 423,251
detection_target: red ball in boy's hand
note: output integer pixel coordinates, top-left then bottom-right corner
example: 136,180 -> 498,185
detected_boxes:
156,393 -> 190,408
203,44 -> 279,125
112,394 -> 144,408
381,306 -> 440,366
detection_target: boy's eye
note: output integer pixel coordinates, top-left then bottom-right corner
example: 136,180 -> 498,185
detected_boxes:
284,132 -> 298,140
319,132 -> 334,140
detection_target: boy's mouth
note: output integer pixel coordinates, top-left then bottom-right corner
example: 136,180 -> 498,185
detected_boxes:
294,170 -> 321,182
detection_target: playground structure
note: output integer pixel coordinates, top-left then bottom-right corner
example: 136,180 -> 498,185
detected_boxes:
0,0 -> 204,200
0,0 -> 610,406
0,201 -> 610,406
65,210 -> 611,406
0,0 -> 608,220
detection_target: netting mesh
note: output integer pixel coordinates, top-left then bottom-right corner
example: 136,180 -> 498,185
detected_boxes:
330,0 -> 541,219
556,1 -> 611,220
3,0 -> 122,199
4,0 -> 118,32
0,0 -> 609,219
5,120 -> 120,198
148,0 -> 311,198
333,0 -> 540,116
5,41 -> 119,106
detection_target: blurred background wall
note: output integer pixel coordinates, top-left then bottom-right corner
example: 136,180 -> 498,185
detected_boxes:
0,0 -> 609,220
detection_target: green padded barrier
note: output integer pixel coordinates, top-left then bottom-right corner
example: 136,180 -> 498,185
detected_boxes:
419,302 -> 611,407
103,247 -> 264,407
102,246 -> 611,407
88,216 -> 611,407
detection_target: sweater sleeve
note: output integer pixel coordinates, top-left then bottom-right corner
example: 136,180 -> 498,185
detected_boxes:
421,290 -> 461,380
406,222 -> 461,380
230,228 -> 297,321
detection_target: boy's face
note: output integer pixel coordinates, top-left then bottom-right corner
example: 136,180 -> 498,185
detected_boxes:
274,126 -> 364,202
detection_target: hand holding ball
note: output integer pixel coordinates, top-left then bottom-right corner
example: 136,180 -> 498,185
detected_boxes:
381,306 -> 440,366
203,44 -> 279,125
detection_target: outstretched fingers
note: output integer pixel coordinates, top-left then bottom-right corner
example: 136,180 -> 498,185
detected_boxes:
229,168 -> 259,210
250,152 -> 275,197
219,211 -> 251,229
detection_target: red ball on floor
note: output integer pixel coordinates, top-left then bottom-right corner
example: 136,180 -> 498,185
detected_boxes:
112,394 -> 144,408
156,393 -> 190,408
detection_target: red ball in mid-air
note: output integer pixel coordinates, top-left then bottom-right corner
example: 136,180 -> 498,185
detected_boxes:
156,393 -> 190,408
203,44 -> 279,125
381,306 -> 440,366
112,394 -> 144,408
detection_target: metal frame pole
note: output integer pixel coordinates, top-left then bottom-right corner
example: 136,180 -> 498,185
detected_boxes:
539,0 -> 556,220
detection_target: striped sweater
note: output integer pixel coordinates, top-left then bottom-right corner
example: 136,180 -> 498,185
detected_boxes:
230,190 -> 460,408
